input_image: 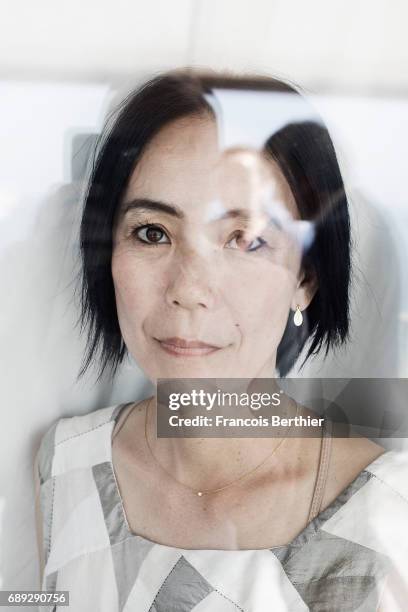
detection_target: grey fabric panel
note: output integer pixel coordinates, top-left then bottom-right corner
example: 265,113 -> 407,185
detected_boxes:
112,535 -> 156,611
37,420 -> 58,484
269,470 -> 389,609
45,569 -> 58,591
283,531 -> 390,611
272,470 -> 373,565
149,556 -> 214,612
43,570 -> 58,612
111,403 -> 131,422
40,476 -> 56,568
92,461 -> 131,545
295,575 -> 380,612
271,545 -> 292,564
284,531 -> 389,583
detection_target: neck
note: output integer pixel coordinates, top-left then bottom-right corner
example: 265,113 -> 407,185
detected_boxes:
145,385 -> 298,492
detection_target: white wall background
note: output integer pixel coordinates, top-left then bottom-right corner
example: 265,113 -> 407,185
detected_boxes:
0,0 -> 407,603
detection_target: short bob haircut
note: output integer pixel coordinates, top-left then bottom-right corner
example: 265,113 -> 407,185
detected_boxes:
77,69 -> 351,382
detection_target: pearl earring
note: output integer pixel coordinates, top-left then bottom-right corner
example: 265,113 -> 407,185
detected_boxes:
293,305 -> 303,326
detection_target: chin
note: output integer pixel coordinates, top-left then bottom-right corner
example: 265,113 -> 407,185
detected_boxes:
155,363 -> 222,380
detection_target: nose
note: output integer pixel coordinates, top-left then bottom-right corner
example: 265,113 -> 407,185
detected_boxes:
165,249 -> 217,311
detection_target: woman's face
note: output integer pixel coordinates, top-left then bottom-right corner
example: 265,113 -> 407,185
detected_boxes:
111,113 -> 316,381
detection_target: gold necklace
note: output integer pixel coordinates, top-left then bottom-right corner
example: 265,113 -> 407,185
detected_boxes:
144,396 -> 300,497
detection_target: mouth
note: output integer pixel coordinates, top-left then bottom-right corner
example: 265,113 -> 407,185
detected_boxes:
154,336 -> 223,357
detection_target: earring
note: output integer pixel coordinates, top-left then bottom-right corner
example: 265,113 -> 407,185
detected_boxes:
293,305 -> 303,326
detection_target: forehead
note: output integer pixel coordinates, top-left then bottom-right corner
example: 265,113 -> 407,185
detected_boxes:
122,114 -> 299,220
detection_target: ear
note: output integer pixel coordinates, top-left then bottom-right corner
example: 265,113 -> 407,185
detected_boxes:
291,265 -> 318,312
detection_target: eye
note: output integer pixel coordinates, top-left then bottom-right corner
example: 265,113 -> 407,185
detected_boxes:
226,230 -> 267,252
132,223 -> 170,245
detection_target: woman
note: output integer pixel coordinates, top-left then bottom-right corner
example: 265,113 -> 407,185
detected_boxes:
35,70 -> 408,611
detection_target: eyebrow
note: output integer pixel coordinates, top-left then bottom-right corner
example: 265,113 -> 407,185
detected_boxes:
122,198 -> 185,219
121,198 -> 258,223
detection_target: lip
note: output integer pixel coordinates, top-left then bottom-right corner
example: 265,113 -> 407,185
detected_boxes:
155,336 -> 222,357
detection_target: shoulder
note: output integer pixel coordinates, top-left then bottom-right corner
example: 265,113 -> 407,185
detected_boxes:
363,447 -> 408,502
36,403 -> 125,484
322,435 -> 386,509
321,448 -> 408,557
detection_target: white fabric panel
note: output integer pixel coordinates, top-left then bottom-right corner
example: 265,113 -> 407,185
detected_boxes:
54,404 -> 117,445
52,411 -> 115,476
53,423 -> 113,476
183,549 -> 308,611
55,546 -> 119,612
364,450 -> 408,500
46,469 -> 110,575
123,546 -> 183,611
192,590 -> 241,611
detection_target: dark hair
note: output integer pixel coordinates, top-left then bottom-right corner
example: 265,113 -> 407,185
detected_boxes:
77,69 -> 351,382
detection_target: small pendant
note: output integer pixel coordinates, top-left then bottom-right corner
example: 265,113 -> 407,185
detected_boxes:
197,491 -> 203,496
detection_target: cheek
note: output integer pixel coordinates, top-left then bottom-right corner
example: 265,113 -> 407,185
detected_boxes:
111,251 -> 158,326
229,262 -> 296,335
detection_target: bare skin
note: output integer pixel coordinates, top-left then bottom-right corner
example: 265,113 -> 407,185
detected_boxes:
111,398 -> 385,550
